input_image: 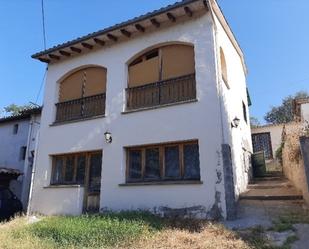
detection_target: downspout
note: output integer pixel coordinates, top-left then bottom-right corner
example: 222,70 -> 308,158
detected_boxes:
205,0 -> 226,145
21,117 -> 34,207
26,125 -> 40,216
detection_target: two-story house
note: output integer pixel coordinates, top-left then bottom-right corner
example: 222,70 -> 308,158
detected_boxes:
0,107 -> 41,208
29,0 -> 252,219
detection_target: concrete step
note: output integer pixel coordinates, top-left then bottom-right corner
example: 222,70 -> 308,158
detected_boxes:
243,177 -> 303,201
239,194 -> 303,201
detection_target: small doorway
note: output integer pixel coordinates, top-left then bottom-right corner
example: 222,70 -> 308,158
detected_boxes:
84,152 -> 102,213
252,132 -> 273,160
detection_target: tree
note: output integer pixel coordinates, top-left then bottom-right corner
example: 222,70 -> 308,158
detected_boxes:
250,117 -> 260,128
2,103 -> 35,117
264,91 -> 309,124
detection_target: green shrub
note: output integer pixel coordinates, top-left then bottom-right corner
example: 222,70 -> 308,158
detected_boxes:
275,142 -> 284,165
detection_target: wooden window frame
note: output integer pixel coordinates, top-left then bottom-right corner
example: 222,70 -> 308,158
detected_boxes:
126,140 -> 200,183
51,151 -> 101,186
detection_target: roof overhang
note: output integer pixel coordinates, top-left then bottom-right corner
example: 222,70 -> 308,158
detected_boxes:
0,107 -> 42,124
32,0 -> 209,63
0,168 -> 23,178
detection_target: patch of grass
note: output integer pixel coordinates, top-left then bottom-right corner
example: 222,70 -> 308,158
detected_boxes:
271,212 -> 309,232
237,226 -> 274,249
0,213 -> 253,249
25,212 -> 163,248
281,235 -> 298,249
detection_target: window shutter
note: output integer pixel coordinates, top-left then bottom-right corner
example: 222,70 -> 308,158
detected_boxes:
161,45 -> 195,80
128,54 -> 160,87
59,70 -> 84,102
83,67 -> 107,97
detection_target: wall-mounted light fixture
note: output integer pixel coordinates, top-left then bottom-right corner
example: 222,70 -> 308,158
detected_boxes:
104,131 -> 112,143
231,117 -> 240,128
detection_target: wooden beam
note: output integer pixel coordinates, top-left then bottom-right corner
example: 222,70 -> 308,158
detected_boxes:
70,46 -> 82,53
120,29 -> 131,37
135,24 -> 145,33
150,18 -> 160,28
93,38 -> 105,46
38,57 -> 50,63
59,50 -> 71,57
48,54 -> 60,60
167,12 -> 176,22
81,42 -> 93,49
107,34 -> 118,42
184,6 -> 193,17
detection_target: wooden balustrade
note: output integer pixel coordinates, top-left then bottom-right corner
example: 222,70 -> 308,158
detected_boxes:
126,74 -> 196,110
55,93 -> 106,123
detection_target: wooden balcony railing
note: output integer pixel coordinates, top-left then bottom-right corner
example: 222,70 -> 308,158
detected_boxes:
55,93 -> 106,123
126,74 -> 196,111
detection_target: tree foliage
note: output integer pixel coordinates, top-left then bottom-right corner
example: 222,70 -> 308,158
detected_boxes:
264,91 -> 309,124
2,103 -> 35,117
250,117 -> 261,128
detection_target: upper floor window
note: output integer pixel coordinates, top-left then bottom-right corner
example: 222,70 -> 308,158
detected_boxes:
220,48 -> 229,89
55,66 -> 107,123
126,44 -> 197,110
13,124 -> 19,134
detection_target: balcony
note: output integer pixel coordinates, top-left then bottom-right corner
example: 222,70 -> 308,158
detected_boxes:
126,74 -> 196,111
55,93 -> 106,123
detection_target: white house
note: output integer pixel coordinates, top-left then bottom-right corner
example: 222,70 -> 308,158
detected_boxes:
0,107 -> 41,208
29,0 -> 252,220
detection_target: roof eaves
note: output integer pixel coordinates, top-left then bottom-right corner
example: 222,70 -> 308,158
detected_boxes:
32,0 -> 201,59
0,107 -> 42,124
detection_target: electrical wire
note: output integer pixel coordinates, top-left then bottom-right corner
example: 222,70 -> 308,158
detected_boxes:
35,68 -> 47,104
41,0 -> 47,50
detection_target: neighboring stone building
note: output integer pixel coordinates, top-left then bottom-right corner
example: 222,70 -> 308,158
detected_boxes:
0,107 -> 41,208
29,0 -> 252,220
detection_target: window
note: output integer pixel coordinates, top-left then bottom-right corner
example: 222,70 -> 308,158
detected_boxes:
19,146 -> 27,161
242,101 -> 248,124
13,124 -> 19,134
220,48 -> 229,89
51,153 -> 92,185
126,141 -> 200,183
51,152 -> 102,186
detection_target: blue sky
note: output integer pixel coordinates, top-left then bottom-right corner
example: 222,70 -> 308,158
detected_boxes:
0,0 -> 308,123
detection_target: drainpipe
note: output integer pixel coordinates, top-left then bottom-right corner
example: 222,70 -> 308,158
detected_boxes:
205,0 -> 226,145
21,117 -> 34,208
26,120 -> 40,216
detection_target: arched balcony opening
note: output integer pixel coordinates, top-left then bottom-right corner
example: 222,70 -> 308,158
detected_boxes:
126,43 -> 196,110
55,66 -> 107,123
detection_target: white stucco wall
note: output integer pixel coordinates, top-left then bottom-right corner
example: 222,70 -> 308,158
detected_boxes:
213,13 -> 252,196
31,9 -> 250,219
0,119 -> 30,199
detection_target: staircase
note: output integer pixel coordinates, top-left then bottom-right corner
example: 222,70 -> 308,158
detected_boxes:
240,176 -> 303,201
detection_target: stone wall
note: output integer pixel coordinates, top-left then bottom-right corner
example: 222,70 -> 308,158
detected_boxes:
282,123 -> 309,205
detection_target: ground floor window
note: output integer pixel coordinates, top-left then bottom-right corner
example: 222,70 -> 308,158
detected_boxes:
51,151 -> 102,185
126,140 -> 200,182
